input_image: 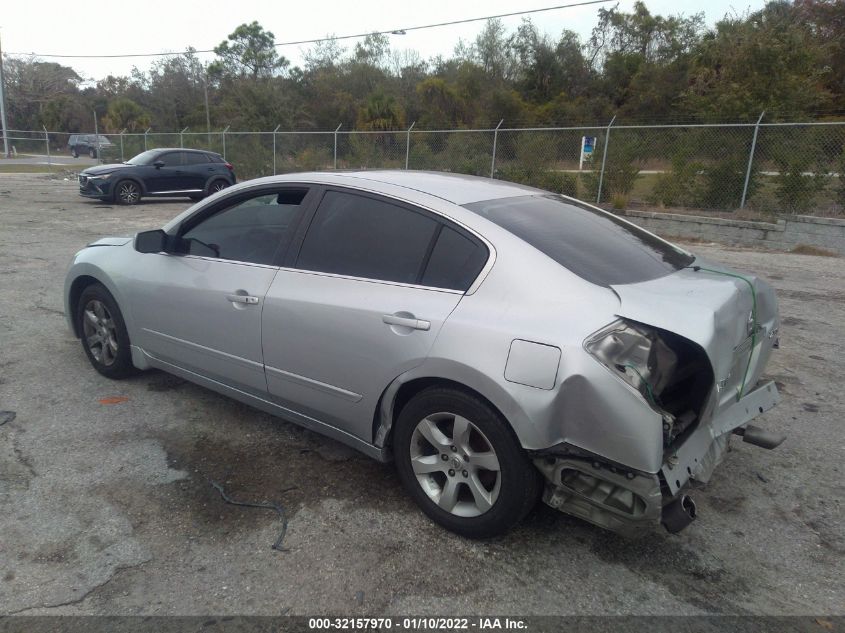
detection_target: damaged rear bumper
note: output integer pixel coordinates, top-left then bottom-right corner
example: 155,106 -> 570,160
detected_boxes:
534,380 -> 781,537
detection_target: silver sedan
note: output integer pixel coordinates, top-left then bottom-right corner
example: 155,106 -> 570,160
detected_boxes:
64,171 -> 783,538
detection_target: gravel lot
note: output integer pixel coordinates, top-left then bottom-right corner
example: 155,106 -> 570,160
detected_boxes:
0,173 -> 843,616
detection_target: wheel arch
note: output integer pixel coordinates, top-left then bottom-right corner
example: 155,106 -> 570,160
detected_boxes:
112,176 -> 146,197
372,361 -> 537,453
65,265 -> 129,338
204,175 -> 231,195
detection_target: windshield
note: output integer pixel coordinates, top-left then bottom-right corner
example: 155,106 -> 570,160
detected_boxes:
125,150 -> 159,166
464,194 -> 695,287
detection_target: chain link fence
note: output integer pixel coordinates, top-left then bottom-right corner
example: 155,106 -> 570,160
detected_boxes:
5,120 -> 844,215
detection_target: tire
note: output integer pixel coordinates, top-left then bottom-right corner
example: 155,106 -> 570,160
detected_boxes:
71,148 -> 79,158
89,148 -> 97,159
208,179 -> 229,195
114,180 -> 141,205
393,387 -> 541,538
76,283 -> 138,379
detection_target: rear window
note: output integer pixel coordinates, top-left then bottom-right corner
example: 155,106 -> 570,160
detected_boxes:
464,195 -> 694,287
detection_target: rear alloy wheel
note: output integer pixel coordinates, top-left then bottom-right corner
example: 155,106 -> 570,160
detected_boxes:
114,180 -> 141,205
410,413 -> 502,517
77,283 -> 138,379
89,148 -> 97,159
394,387 -> 541,538
209,179 -> 228,194
71,148 -> 79,158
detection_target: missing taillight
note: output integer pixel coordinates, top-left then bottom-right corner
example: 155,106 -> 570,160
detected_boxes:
585,319 -> 714,447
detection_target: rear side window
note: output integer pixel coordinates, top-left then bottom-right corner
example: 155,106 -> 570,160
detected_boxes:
296,191 -> 438,284
421,227 -> 488,291
464,195 -> 694,287
182,152 -> 207,165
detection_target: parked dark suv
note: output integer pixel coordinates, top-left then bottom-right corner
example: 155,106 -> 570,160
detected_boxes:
78,148 -> 237,205
68,134 -> 114,158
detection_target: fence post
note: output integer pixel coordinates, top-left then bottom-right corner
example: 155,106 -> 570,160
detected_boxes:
405,121 -> 416,170
741,111 -> 765,209
93,110 -> 102,164
42,126 -> 50,165
180,126 -> 189,148
144,127 -> 151,151
490,119 -> 504,178
221,125 -> 230,160
333,123 -> 342,169
596,115 -> 616,205
272,124 -> 280,175
119,128 -> 126,162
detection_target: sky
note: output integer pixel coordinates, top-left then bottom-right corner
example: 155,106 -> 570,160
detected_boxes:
1,0 -> 767,82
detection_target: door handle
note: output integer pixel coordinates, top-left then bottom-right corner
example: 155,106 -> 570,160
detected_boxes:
226,294 -> 260,305
382,314 -> 430,331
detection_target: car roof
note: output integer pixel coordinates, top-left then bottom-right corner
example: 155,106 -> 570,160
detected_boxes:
150,148 -> 217,154
276,170 -> 543,205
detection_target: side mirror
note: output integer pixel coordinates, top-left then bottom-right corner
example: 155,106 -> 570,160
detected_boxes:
153,160 -> 165,169
135,229 -> 168,253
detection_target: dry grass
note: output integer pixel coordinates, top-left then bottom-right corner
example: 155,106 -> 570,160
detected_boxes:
790,244 -> 840,257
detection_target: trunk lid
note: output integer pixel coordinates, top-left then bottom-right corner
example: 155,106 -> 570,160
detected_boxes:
611,260 -> 779,411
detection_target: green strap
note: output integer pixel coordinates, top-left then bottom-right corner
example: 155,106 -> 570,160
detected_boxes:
689,266 -> 758,400
624,363 -> 658,407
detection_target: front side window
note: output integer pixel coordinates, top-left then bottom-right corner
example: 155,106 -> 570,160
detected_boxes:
296,191 -> 438,284
126,150 -> 159,165
158,152 -> 181,167
180,189 -> 308,265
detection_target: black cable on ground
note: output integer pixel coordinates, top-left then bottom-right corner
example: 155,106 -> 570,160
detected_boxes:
209,479 -> 296,552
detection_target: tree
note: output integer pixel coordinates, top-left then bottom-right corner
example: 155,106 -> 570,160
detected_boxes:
683,2 -> 832,120
102,98 -> 151,132
212,21 -> 288,78
3,57 -> 83,129
357,91 -> 405,130
473,19 -> 518,82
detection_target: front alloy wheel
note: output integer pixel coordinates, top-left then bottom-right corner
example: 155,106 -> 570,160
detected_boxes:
76,283 -> 138,379
82,299 -> 118,366
115,181 -> 140,205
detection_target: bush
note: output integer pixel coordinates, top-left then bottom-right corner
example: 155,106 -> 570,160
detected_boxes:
441,132 -> 491,176
294,145 -> 332,171
698,154 -> 756,210
650,151 -> 703,208
582,136 -> 641,203
499,166 -> 577,196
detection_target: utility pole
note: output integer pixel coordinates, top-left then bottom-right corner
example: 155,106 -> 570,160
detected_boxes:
203,69 -> 211,145
0,31 -> 11,158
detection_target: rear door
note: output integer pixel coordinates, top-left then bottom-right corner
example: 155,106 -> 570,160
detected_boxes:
181,152 -> 215,191
130,186 -> 315,394
262,189 -> 489,442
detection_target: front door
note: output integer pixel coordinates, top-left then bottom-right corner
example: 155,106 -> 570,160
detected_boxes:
129,186 -> 314,394
145,151 -> 189,193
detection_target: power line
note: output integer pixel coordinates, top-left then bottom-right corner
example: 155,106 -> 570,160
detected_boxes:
6,0 -> 613,59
